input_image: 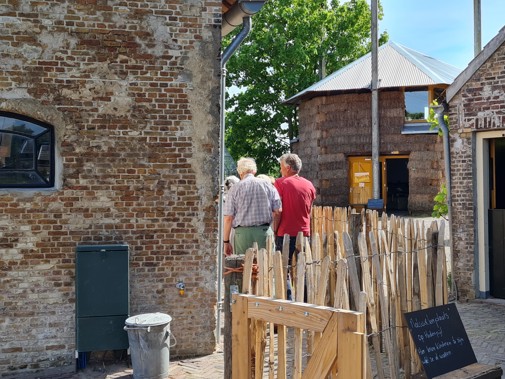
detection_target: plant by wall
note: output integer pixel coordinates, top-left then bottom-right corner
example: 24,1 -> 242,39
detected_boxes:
427,100 -> 449,219
432,184 -> 448,219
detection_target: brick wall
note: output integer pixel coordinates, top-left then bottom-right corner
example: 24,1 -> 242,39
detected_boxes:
0,1 -> 221,376
295,91 -> 443,212
448,42 -> 505,300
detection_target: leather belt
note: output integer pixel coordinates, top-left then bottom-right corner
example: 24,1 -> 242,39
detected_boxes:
235,223 -> 270,228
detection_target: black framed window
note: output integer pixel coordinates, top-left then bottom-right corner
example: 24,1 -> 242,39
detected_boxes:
0,112 -> 55,188
404,86 -> 447,123
405,89 -> 429,121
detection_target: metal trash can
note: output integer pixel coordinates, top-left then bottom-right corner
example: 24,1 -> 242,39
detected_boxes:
124,313 -> 173,379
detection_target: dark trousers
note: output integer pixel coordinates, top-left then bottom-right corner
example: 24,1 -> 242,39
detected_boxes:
276,235 -> 308,301
275,235 -> 297,266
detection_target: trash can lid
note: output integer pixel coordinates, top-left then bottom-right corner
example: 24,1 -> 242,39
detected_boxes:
125,312 -> 172,327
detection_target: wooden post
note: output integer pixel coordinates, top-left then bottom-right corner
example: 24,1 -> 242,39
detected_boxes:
370,231 -> 399,379
254,249 -> 267,379
427,222 -> 437,308
273,251 -> 287,379
231,293 -> 250,379
436,221 -> 447,305
334,258 -> 350,310
335,310 -> 366,379
358,232 -> 385,379
343,232 -> 361,311
380,229 -> 400,378
412,237 -> 421,311
344,213 -> 362,312
224,255 -> 245,379
417,222 -> 427,309
293,252 -> 306,379
398,219 -> 411,378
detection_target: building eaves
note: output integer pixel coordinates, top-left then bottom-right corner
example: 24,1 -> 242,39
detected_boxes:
284,41 -> 461,105
446,25 -> 505,103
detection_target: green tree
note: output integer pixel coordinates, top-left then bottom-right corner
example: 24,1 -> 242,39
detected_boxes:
223,0 -> 388,175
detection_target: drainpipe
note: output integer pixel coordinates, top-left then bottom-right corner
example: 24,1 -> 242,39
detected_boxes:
217,1 -> 265,343
432,104 -> 456,300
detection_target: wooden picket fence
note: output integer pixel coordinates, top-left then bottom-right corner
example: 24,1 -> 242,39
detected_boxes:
226,206 -> 449,378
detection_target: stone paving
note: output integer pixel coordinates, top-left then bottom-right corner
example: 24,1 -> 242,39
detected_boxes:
56,299 -> 505,378
457,300 -> 505,373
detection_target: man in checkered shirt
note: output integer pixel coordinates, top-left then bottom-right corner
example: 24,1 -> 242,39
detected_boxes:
223,157 -> 281,256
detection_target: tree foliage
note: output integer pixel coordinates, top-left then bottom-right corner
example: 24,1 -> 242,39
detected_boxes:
432,184 -> 448,219
223,0 -> 388,175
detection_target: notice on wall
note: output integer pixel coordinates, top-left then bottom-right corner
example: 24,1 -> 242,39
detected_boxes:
404,303 -> 477,379
354,172 -> 370,183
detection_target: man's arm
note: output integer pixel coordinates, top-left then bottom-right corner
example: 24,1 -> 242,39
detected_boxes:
272,208 -> 281,236
223,215 -> 234,256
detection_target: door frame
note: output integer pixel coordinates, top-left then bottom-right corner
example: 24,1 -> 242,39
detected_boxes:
476,131 -> 505,298
348,155 -> 409,210
476,131 -> 502,297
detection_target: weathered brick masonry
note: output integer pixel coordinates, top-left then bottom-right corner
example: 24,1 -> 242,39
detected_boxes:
295,91 -> 444,212
448,42 -> 505,300
0,1 -> 221,376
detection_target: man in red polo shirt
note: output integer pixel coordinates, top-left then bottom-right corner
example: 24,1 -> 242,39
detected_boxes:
274,153 -> 316,266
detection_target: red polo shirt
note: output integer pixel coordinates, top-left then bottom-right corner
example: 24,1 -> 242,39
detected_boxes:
275,175 -> 316,237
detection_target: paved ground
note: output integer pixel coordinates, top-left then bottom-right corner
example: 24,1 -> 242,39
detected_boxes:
64,299 -> 505,379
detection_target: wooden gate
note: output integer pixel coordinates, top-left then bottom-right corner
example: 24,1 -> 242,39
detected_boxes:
231,294 -> 366,379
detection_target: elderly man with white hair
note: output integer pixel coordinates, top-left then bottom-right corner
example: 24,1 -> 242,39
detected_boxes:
223,157 -> 281,256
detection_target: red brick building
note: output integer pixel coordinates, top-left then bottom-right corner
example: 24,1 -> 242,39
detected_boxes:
446,26 -> 505,301
0,1 -> 225,376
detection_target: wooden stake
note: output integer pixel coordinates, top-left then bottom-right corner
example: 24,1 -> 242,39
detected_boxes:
232,294 -> 250,379
273,251 -> 287,379
224,256 -> 245,379
254,249 -> 267,379
370,231 -> 399,379
358,232 -> 385,379
293,252 -> 306,379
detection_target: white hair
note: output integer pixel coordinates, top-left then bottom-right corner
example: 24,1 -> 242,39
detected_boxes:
236,157 -> 257,175
257,174 -> 275,185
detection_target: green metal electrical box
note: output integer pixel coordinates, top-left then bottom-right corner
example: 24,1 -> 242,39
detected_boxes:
75,244 -> 129,353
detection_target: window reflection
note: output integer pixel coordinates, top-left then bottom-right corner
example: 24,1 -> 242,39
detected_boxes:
0,112 -> 54,188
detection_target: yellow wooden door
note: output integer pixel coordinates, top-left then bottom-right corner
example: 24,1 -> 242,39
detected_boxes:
349,157 -> 373,206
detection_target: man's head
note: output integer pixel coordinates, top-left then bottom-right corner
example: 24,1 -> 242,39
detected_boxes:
237,157 -> 257,178
224,175 -> 240,191
222,175 -> 239,202
279,153 -> 302,177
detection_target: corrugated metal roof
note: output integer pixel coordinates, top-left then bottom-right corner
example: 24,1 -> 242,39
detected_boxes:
285,41 -> 462,104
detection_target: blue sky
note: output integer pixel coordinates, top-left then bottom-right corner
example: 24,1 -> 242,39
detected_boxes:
378,0 -> 505,70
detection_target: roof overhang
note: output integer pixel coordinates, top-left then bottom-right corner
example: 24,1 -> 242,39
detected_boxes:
222,0 -> 266,37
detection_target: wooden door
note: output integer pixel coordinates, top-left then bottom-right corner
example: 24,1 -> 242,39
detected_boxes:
489,138 -> 505,298
349,157 -> 372,207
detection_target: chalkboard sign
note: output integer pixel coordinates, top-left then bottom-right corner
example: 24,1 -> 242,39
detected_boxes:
404,303 -> 477,378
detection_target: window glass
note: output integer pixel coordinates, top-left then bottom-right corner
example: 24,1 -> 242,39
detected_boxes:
405,90 -> 428,121
0,112 -> 54,188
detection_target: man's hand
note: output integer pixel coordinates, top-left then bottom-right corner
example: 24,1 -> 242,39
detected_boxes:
224,242 -> 233,256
